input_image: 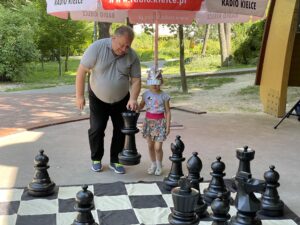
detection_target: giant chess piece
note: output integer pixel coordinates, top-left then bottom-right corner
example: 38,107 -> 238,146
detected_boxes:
164,135 -> 185,191
118,110 -> 141,165
211,193 -> 231,225
72,185 -> 98,225
232,146 -> 255,190
168,177 -> 200,225
259,165 -> 284,217
186,152 -> 207,218
229,171 -> 265,225
27,149 -> 56,197
203,156 -> 230,206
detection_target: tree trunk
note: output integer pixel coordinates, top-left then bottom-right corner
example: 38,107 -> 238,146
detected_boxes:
224,23 -> 232,56
98,22 -> 111,39
57,47 -> 62,78
201,24 -> 210,57
126,17 -> 133,28
179,25 -> 188,94
218,23 -> 228,67
65,46 -> 69,72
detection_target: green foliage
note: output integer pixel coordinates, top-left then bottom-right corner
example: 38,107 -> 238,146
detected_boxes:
233,20 -> 266,64
0,4 -> 40,81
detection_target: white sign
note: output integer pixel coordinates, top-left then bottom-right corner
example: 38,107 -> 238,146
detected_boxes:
206,0 -> 269,17
195,11 -> 251,24
71,10 -> 127,23
46,0 -> 98,13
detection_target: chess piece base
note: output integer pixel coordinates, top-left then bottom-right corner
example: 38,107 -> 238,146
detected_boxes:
27,182 -> 56,197
118,151 -> 141,165
229,213 -> 261,225
168,211 -> 199,225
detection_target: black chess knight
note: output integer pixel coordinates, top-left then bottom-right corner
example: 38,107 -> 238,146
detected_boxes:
27,149 -> 56,197
164,135 -> 185,191
229,171 -> 265,225
118,110 -> 141,165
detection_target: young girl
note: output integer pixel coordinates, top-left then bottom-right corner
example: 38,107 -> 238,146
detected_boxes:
139,68 -> 171,176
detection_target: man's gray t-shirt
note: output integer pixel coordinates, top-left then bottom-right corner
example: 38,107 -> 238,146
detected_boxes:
80,38 -> 141,103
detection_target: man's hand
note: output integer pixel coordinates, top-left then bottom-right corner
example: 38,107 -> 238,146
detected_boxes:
127,99 -> 138,111
76,96 -> 86,111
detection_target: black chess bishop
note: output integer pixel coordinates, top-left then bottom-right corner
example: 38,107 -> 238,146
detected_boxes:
186,152 -> 207,218
164,135 -> 185,191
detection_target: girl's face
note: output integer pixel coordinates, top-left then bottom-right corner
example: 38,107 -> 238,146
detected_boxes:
150,85 -> 161,92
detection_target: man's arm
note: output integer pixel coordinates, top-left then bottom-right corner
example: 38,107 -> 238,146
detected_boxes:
127,77 -> 141,111
75,64 -> 90,110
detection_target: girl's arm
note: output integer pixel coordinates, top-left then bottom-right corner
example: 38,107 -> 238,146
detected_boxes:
138,99 -> 145,112
164,99 -> 171,135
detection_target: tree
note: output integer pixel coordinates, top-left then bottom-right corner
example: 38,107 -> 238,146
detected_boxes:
35,0 -> 91,76
0,4 -> 39,81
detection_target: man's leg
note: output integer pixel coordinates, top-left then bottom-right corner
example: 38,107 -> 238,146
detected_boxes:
88,90 -> 109,162
109,93 -> 129,164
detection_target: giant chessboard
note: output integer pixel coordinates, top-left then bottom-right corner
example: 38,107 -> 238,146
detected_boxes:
0,181 -> 299,225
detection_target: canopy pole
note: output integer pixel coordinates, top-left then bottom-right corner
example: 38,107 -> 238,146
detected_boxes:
154,11 -> 159,72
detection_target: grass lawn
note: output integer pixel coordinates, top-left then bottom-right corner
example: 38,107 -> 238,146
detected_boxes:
3,55 -> 255,92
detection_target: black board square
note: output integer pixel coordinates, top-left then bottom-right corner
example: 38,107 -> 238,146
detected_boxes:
93,182 -> 127,196
16,214 -> 56,225
97,209 -> 139,225
129,195 -> 168,209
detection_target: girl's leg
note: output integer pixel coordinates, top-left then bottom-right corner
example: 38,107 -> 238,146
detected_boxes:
147,137 -> 157,174
154,142 -> 163,175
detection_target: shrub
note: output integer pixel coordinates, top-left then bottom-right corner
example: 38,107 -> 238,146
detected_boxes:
233,20 -> 266,64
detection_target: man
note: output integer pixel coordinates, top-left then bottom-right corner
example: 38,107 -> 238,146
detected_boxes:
75,25 -> 141,174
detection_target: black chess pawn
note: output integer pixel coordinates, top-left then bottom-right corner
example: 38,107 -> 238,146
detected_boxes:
232,146 -> 255,190
229,171 -> 265,225
164,135 -> 186,191
259,165 -> 284,217
27,149 -> 56,197
72,185 -> 98,225
118,110 -> 141,165
211,193 -> 231,225
187,152 -> 207,218
203,156 -> 230,206
168,177 -> 200,225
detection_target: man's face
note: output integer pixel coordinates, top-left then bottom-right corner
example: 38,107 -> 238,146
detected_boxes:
112,35 -> 132,56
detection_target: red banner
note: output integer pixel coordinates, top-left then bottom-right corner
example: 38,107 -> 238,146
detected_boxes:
101,0 -> 203,11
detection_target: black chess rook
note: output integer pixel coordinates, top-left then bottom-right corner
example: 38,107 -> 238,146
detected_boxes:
168,177 -> 200,225
232,146 -> 255,191
118,110 -> 141,165
27,149 -> 56,197
72,185 -> 98,225
259,165 -> 284,217
186,152 -> 207,218
164,135 -> 185,191
203,156 -> 230,205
